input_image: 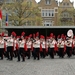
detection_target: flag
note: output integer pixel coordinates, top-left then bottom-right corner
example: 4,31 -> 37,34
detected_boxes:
5,13 -> 8,26
0,10 -> 2,20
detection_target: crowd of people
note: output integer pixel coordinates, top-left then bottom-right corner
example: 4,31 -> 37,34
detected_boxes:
0,29 -> 75,62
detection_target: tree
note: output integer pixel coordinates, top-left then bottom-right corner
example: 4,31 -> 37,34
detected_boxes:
58,8 -> 74,26
3,0 -> 42,26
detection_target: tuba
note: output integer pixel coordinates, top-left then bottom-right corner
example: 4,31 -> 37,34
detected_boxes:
67,29 -> 73,38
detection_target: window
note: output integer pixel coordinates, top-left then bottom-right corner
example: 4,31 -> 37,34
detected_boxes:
46,0 -> 51,5
32,21 -> 35,25
62,12 -> 69,18
16,0 -> 20,2
63,3 -> 69,7
0,0 -> 4,3
63,3 -> 65,6
5,0 -> 13,3
42,10 -> 44,16
42,13 -> 44,16
42,9 -> 54,17
49,13 -> 50,16
16,0 -> 23,2
52,13 -> 54,16
55,9 -> 57,12
67,3 -> 69,6
63,3 -> 65,5
27,21 -> 31,26
27,1 -> 32,7
44,21 -> 53,26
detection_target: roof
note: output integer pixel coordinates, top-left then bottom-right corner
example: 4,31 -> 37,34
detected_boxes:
1,26 -> 75,29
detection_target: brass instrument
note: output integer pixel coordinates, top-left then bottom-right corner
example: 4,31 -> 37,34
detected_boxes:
58,43 -> 61,48
67,40 -> 71,45
48,43 -> 50,47
58,39 -> 62,48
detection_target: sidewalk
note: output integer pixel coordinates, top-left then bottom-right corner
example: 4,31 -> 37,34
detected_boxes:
0,56 -> 75,75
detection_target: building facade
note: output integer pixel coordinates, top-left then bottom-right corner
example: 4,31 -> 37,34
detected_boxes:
58,0 -> 74,26
38,0 -> 58,26
0,0 -> 75,26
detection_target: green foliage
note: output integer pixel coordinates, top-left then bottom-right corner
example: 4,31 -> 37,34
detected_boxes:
58,8 -> 74,26
3,1 -> 42,26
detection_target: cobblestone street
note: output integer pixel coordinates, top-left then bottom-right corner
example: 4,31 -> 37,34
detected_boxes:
0,55 -> 75,75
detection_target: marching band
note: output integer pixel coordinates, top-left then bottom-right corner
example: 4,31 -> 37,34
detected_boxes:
0,29 -> 75,62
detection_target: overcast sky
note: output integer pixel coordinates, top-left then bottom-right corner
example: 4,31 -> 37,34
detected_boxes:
35,0 -> 75,8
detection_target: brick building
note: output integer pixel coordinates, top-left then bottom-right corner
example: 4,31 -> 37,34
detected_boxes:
38,0 -> 58,26
58,0 -> 74,26
0,0 -> 75,26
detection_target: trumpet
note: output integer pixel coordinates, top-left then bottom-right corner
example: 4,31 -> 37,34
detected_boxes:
67,41 -> 71,45
58,44 -> 61,48
48,43 -> 50,47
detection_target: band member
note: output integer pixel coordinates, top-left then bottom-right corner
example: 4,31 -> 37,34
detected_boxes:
57,35 -> 61,56
65,37 -> 73,57
33,33 -> 40,60
13,34 -> 18,58
48,33 -> 57,59
31,34 -> 36,57
0,33 -> 5,60
17,32 -> 26,62
7,32 -> 14,60
26,36 -> 32,59
65,29 -> 74,58
45,37 -> 50,56
40,35 -> 46,58
73,36 -> 75,55
57,34 -> 65,58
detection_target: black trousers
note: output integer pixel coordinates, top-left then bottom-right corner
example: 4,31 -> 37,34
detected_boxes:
0,48 -> 4,59
59,48 -> 64,58
72,47 -> 75,55
13,50 -> 18,58
33,48 -> 40,60
7,46 -> 13,60
26,48 -> 31,59
17,48 -> 25,61
49,48 -> 54,59
32,51 -> 34,57
40,48 -> 46,58
66,47 -> 72,57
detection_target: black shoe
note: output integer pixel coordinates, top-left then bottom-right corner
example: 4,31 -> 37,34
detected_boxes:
9,59 -> 13,61
34,57 -> 36,60
62,56 -> 64,58
17,60 -> 20,62
43,56 -> 45,58
7,58 -> 9,60
52,57 -> 54,59
68,56 -> 71,58
27,57 -> 30,59
37,58 -> 40,60
0,58 -> 3,60
22,60 -> 25,62
59,56 -> 61,58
